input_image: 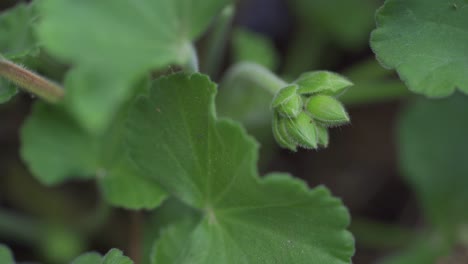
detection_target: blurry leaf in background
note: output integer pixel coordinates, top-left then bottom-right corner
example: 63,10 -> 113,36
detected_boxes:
72,248 -> 133,264
0,244 -> 14,264
0,2 -> 39,104
71,252 -> 102,264
127,73 -> 354,263
379,239 -> 450,264
40,226 -> 86,264
102,249 -> 133,264
142,199 -> 199,264
399,94 -> 468,239
371,0 -> 468,97
37,0 -> 229,133
232,28 -> 279,70
20,100 -> 167,210
0,80 -> 17,104
21,103 -> 99,184
340,59 -> 409,105
289,0 -> 377,49
217,68 -> 273,135
0,2 -> 38,60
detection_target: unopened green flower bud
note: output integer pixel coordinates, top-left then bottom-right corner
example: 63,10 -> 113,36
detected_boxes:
271,84 -> 302,118
272,113 -> 297,151
316,125 -> 329,148
295,71 -> 353,96
284,112 -> 318,149
306,95 -> 350,126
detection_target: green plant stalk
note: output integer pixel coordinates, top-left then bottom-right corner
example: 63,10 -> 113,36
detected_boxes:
184,44 -> 200,73
201,4 -> 235,77
0,56 -> 64,103
221,62 -> 288,95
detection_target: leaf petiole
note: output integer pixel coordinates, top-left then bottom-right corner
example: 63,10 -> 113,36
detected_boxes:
0,56 -> 64,103
221,62 -> 288,95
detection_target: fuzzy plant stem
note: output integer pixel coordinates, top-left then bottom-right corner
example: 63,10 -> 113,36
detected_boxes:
183,43 -> 200,73
221,62 -> 288,95
0,56 -> 64,103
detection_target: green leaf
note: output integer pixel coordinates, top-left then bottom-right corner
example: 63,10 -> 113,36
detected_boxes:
150,218 -> 199,263
21,100 -> 167,210
0,244 -> 14,264
0,2 -> 39,104
71,249 -> 133,264
232,28 -> 279,70
399,94 -> 468,237
371,0 -> 468,97
142,198 -> 200,264
102,249 -> 133,264
40,226 -> 85,264
127,73 -> 354,263
71,252 -> 102,264
37,0 -> 229,133
0,80 -> 17,104
289,0 -> 376,47
0,3 -> 38,60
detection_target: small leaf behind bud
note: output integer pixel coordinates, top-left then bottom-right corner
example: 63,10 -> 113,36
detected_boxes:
295,71 -> 353,95
306,95 -> 350,126
284,112 -> 318,149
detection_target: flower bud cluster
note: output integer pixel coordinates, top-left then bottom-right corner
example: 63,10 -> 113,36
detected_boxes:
271,71 -> 352,151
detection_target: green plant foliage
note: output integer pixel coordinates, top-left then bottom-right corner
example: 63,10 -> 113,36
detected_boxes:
126,73 -> 354,263
371,0 -> 468,97
37,0 -> 229,133
72,252 -> 103,264
0,3 -> 38,60
21,99 -> 167,210
72,249 -> 133,264
289,0 -> 376,48
379,240 -> 448,264
40,226 -> 85,264
142,199 -> 200,264
0,244 -> 14,264
399,94 -> 468,237
232,28 -> 279,70
0,2 -> 39,104
0,81 -> 17,104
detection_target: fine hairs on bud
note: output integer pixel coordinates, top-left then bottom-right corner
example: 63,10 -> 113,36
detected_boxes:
270,70 -> 352,151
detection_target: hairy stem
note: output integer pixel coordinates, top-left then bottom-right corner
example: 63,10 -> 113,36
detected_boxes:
221,62 -> 287,95
184,44 -> 200,73
0,57 -> 64,103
